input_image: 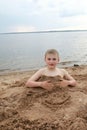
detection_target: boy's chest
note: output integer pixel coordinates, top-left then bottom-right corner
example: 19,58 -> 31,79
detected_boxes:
42,68 -> 64,78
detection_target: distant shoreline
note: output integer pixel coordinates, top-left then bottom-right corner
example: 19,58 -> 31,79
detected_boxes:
0,29 -> 87,35
0,62 -> 85,75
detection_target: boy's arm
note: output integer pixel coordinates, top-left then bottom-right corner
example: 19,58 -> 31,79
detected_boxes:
26,69 -> 43,87
61,69 -> 77,87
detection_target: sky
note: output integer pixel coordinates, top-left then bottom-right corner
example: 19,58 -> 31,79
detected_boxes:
0,0 -> 87,33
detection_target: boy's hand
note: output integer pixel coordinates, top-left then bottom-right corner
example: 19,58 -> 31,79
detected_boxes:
41,80 -> 54,91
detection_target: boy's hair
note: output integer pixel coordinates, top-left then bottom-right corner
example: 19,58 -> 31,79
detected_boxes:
45,49 -> 59,58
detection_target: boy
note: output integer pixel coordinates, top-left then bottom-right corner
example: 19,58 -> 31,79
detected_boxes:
26,49 -> 77,90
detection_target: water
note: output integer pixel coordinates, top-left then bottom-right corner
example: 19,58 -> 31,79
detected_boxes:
0,31 -> 87,73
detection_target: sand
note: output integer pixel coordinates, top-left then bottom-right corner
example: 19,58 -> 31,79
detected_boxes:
0,65 -> 87,130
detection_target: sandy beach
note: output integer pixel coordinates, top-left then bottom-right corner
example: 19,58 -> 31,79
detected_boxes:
0,65 -> 87,130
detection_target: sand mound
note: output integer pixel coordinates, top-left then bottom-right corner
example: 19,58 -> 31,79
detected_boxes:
0,65 -> 87,130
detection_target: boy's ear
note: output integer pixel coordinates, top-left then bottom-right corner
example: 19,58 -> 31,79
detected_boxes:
44,57 -> 46,61
58,57 -> 60,62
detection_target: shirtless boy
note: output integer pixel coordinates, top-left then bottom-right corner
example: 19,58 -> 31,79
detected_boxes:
26,49 -> 77,90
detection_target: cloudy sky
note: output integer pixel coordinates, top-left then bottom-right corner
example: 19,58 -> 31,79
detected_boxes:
0,0 -> 87,33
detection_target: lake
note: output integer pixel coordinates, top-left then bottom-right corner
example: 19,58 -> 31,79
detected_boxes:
0,31 -> 87,73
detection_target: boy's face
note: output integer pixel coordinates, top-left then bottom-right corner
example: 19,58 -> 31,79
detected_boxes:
45,53 -> 59,69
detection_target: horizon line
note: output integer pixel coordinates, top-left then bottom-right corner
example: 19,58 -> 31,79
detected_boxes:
0,29 -> 87,34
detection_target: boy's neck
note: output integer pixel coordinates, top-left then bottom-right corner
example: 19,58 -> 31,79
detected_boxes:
47,67 -> 57,71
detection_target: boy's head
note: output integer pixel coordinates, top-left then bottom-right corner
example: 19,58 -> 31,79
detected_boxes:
45,49 -> 59,59
44,49 -> 59,69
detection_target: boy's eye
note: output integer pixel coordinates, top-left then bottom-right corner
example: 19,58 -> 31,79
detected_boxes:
53,58 -> 56,60
48,58 -> 51,60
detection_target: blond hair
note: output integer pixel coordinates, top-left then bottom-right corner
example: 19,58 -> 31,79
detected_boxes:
45,49 -> 59,58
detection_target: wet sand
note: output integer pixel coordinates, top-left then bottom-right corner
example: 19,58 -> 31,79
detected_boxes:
0,65 -> 87,130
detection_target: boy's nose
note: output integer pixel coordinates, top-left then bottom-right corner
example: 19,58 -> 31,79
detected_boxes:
50,59 -> 54,63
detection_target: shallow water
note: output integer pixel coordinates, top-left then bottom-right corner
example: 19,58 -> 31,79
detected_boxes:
0,31 -> 87,73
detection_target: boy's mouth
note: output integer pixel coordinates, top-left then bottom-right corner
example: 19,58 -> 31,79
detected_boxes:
49,64 -> 54,66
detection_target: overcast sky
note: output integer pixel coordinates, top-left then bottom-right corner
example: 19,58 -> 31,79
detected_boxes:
0,0 -> 87,33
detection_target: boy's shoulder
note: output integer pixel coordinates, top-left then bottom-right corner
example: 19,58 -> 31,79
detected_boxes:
58,68 -> 68,74
38,67 -> 47,72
